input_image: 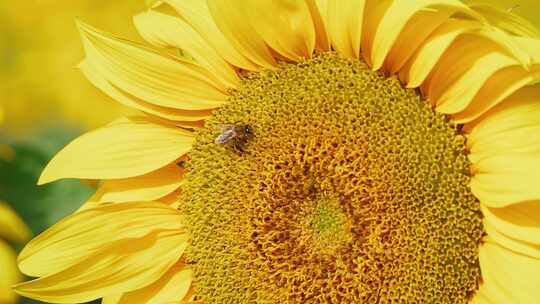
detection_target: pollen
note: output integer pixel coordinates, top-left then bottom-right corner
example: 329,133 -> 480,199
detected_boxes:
304,193 -> 352,253
181,52 -> 484,304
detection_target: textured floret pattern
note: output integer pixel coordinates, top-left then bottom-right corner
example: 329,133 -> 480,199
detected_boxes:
181,52 -> 484,304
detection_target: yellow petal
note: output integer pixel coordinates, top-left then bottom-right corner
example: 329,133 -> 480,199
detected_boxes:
467,84 -> 540,162
102,294 -> 122,304
384,7 -> 454,75
435,52 -> 518,114
39,116 -> 193,184
181,287 -> 196,304
483,216 -> 540,258
15,231 -> 188,304
422,34 -> 505,105
156,188 -> 183,209
400,19 -> 482,88
305,0 -> 330,51
470,289 -> 497,304
0,240 -> 21,304
471,278 -> 508,304
76,196 -> 103,212
0,201 -> 31,243
242,0 -> 315,61
94,163 -> 185,204
327,0 -> 365,59
468,3 -> 540,38
422,41 -> 540,119
482,202 -> 540,246
470,153 -> 540,207
133,10 -> 240,89
162,0 -> 258,70
511,36 -> 540,68
370,0 -> 478,70
475,240 -> 540,303
450,66 -> 540,123
104,263 -> 192,304
18,202 -> 185,277
207,0 -> 277,69
473,29 -> 539,68
77,20 -> 228,111
442,35 -> 540,123
79,60 -> 212,122
361,0 -> 391,67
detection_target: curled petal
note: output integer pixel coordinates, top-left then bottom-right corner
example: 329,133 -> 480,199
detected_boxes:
78,20 -> 228,111
79,60 -> 211,122
162,0 -> 258,70
133,10 -> 240,88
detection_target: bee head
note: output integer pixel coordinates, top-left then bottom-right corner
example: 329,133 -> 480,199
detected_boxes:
244,124 -> 253,136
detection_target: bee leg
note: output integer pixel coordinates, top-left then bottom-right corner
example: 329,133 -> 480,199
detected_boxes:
236,142 -> 245,153
233,141 -> 247,154
230,141 -> 239,153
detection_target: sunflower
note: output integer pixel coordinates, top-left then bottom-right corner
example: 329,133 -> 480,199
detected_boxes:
0,202 -> 30,304
13,0 -> 540,303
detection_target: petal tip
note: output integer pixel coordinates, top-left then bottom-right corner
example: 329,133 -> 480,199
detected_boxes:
37,166 -> 56,185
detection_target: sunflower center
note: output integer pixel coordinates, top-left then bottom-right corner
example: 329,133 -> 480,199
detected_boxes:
182,52 -> 484,304
302,193 -> 352,254
309,194 -> 348,241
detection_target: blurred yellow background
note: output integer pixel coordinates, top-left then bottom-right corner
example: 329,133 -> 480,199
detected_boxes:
0,0 -> 145,136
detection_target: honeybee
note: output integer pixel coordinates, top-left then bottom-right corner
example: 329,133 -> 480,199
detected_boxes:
214,123 -> 253,152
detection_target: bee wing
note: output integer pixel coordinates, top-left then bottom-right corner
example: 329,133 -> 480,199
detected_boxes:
215,129 -> 236,144
215,124 -> 236,132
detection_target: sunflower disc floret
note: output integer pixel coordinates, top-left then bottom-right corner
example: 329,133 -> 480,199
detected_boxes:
182,52 -> 484,304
